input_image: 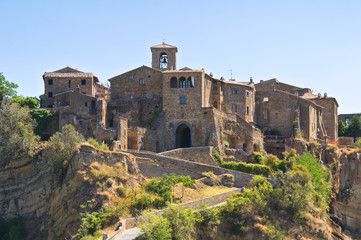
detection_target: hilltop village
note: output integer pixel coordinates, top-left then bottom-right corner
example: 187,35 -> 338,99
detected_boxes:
39,43 -> 338,157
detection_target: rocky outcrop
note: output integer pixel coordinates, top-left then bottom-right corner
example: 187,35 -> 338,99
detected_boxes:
0,144 -> 143,239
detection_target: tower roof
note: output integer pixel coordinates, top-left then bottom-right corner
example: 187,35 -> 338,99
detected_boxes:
151,43 -> 178,51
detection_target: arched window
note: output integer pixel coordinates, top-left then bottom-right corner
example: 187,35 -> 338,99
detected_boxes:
170,77 -> 177,88
187,76 -> 194,88
179,77 -> 186,88
160,53 -> 168,69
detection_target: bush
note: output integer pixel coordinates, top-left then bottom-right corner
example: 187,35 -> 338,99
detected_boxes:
131,193 -> 153,214
42,125 -> 84,180
297,151 -> 332,212
221,161 -> 271,177
11,96 -> 39,108
78,200 -> 115,237
87,138 -> 109,151
29,108 -> 53,136
212,149 -> 224,165
252,152 -> 265,165
116,186 -> 126,197
264,154 -> 282,172
164,206 -> 196,240
0,100 -> 39,164
195,203 -> 220,227
0,215 -> 27,240
138,214 -> 172,240
354,139 -> 361,149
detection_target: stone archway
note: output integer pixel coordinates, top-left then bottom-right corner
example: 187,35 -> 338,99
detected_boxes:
175,124 -> 191,148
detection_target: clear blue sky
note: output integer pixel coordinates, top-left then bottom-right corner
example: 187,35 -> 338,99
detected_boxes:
1,0 -> 360,114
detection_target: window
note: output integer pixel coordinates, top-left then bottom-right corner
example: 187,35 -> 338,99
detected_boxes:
212,80 -> 217,90
179,77 -> 186,88
180,96 -> 186,104
130,94 -> 134,100
144,93 -> 148,98
139,78 -> 145,85
232,89 -> 237,94
263,97 -> 269,102
246,91 -> 249,96
160,53 -> 168,69
232,103 -> 237,112
48,105 -> 53,108
48,92 -> 53,98
246,106 -> 249,115
187,77 -> 194,88
129,75 -> 133,80
68,80 -> 71,88
170,77 -> 177,88
48,79 -> 53,85
81,79 -> 86,85
84,102 -> 88,107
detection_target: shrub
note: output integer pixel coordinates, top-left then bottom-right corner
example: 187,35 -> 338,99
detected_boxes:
0,215 -> 27,240
131,193 -> 153,214
87,138 -> 109,151
29,108 -> 53,136
78,200 -> 115,237
116,186 -> 126,197
0,100 -> 39,164
297,151 -> 332,212
223,140 -> 230,148
264,154 -> 282,172
212,149 -> 224,165
163,206 -> 196,240
252,152 -> 265,164
221,161 -> 271,177
354,139 -> 361,149
138,214 -> 172,240
149,110 -> 162,129
42,125 -> 84,180
195,203 -> 220,227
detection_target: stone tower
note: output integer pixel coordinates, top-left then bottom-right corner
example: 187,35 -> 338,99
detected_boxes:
151,43 -> 178,71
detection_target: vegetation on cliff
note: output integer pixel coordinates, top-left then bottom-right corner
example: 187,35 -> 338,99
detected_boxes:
140,150 -> 332,239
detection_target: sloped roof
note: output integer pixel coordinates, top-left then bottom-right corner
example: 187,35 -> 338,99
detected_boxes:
43,66 -> 93,78
108,65 -> 162,81
179,67 -> 192,71
151,43 -> 178,50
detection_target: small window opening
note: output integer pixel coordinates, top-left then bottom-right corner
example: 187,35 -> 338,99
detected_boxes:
129,75 -> 133,80
48,92 -> 53,98
180,96 -> 186,104
160,53 -> 168,69
81,79 -> 86,85
171,77 -> 178,88
68,80 -> 71,88
232,103 -> 237,112
187,77 -> 194,88
232,89 -> 237,94
48,79 -> 53,85
139,78 -> 145,85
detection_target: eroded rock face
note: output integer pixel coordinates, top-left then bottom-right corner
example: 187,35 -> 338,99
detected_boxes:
333,151 -> 361,238
0,144 -> 143,239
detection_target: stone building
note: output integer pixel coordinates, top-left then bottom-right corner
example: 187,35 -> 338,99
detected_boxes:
39,43 -> 338,157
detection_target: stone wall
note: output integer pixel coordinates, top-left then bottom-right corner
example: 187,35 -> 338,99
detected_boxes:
313,97 -> 338,141
159,146 -> 217,166
221,81 -> 255,123
255,90 -> 320,141
127,150 -> 254,188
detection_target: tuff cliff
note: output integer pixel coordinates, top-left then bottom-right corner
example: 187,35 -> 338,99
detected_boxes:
0,144 -> 143,239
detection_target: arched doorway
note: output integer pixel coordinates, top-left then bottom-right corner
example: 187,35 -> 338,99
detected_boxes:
175,124 -> 191,148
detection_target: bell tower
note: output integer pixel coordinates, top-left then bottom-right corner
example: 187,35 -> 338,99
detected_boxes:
151,42 -> 178,71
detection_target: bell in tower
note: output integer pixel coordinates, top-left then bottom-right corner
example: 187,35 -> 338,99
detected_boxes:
150,43 -> 178,71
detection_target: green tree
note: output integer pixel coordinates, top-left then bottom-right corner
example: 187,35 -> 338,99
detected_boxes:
0,73 -> 18,101
138,214 -> 172,240
163,206 -> 196,240
338,120 -> 347,136
0,100 -> 39,165
42,124 -> 84,179
347,115 -> 361,138
11,96 -> 39,108
29,109 -> 53,136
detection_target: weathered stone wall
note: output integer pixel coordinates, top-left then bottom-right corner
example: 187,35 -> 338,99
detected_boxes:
127,150 -> 254,188
255,90 -> 320,141
159,146 -> 217,166
222,81 -> 255,123
42,75 -> 95,108
313,97 -> 338,141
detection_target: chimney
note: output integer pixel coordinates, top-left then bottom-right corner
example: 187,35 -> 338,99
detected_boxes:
324,92 -> 327,98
